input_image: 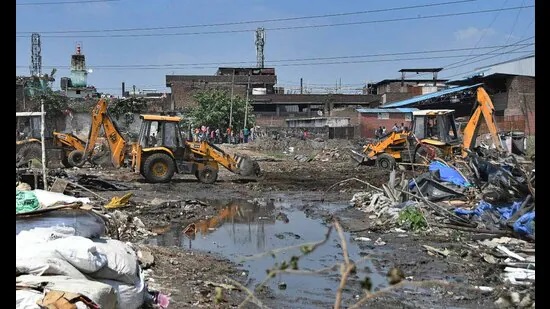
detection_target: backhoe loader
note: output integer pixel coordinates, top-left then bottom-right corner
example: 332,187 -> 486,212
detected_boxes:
16,112 -> 86,168
69,98 -> 261,183
351,86 -> 504,169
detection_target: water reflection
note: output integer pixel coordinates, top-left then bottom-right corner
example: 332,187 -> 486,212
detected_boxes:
179,200 -> 277,251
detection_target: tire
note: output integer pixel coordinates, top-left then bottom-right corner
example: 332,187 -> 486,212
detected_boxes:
16,142 -> 42,167
68,150 -> 86,167
143,153 -> 176,183
196,165 -> 218,184
61,155 -> 73,168
375,153 -> 396,170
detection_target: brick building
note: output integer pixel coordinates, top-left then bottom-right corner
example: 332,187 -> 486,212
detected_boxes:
166,67 -> 380,127
166,67 -> 277,110
447,55 -> 535,135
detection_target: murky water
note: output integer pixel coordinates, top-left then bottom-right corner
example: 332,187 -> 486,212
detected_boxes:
146,197 -> 387,308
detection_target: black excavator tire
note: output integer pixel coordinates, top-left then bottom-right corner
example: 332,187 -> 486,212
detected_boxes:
375,153 -> 397,170
143,152 -> 176,183
196,165 -> 219,184
68,150 -> 86,167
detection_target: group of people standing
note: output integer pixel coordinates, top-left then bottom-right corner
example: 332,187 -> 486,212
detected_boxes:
374,122 -> 409,139
191,125 -> 255,144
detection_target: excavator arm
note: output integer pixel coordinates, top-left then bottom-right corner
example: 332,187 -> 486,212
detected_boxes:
185,141 -> 260,177
75,99 -> 127,167
461,87 -> 503,157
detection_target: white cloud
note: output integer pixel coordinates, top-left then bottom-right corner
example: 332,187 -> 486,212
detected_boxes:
454,27 -> 496,41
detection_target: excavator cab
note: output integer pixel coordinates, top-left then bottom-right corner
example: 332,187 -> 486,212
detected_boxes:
410,109 -> 464,164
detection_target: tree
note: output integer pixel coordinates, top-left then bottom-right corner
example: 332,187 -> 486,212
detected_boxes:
190,89 -> 255,130
108,97 -> 148,127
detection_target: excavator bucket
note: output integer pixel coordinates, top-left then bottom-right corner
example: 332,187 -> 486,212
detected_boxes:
350,149 -> 368,165
234,155 -> 262,177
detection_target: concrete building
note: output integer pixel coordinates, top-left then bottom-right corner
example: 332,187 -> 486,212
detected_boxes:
356,108 -> 417,138
252,93 -> 379,127
285,117 -> 351,128
364,68 -> 448,105
59,45 -> 99,99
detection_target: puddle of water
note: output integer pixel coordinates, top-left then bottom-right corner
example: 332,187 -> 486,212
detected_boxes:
147,199 -> 387,308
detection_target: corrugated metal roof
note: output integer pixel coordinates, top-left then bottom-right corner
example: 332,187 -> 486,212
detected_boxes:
356,107 -> 418,113
380,84 -> 483,108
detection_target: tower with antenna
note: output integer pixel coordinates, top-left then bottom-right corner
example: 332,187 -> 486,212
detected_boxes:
70,43 -> 87,88
30,33 -> 42,77
255,27 -> 265,68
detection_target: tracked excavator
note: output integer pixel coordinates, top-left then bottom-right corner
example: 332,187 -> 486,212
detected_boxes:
351,86 -> 505,169
69,98 -> 261,183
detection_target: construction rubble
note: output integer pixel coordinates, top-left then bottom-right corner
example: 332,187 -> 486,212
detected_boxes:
351,150 -> 535,295
16,186 -> 169,309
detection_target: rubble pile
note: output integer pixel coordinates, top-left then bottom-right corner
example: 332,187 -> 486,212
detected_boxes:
350,148 -> 535,297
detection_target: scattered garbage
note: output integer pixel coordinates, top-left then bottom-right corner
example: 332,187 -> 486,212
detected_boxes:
16,190 -> 40,214
105,192 -> 134,209
77,174 -> 135,191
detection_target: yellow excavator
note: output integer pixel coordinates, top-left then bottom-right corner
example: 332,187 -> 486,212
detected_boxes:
69,98 -> 261,183
16,112 -> 87,168
351,86 -> 504,169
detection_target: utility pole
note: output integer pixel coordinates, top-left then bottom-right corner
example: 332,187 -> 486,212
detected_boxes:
229,69 -> 235,129
244,72 -> 251,129
40,99 -> 47,189
300,78 -> 303,94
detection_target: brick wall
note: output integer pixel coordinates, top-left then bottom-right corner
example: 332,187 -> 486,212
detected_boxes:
169,82 -> 247,110
505,76 -> 535,116
359,113 -> 412,138
381,92 -> 415,104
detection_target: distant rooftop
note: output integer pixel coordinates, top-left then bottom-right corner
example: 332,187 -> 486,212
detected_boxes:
399,68 -> 443,73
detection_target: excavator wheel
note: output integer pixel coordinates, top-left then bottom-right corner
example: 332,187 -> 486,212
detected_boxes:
16,142 -> 42,167
143,153 -> 176,183
196,165 -> 218,184
68,150 -> 86,167
375,153 -> 396,170
61,155 -> 73,168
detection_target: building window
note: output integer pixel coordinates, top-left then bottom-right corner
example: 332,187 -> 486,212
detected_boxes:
377,112 -> 389,119
405,114 -> 412,121
76,90 -> 81,95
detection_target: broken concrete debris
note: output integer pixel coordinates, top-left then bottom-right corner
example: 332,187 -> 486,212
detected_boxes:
350,147 -> 534,301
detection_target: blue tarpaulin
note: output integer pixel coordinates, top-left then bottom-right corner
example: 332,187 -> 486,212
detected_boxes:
455,200 -> 535,236
429,161 -> 472,187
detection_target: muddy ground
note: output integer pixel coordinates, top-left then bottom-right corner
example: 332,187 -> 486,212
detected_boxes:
50,139 -> 534,308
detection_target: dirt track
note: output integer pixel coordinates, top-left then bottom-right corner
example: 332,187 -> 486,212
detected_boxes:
60,140 -> 533,308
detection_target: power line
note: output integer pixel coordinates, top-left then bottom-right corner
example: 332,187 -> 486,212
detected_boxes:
17,0 -> 119,6
17,0 -> 475,34
16,5 -> 533,38
441,47 -> 534,79
410,36 -> 533,78
15,42 -> 533,69
16,50 -> 533,71
499,0 -> 525,62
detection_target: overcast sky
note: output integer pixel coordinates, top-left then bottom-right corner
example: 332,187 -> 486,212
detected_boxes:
16,0 -> 534,94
